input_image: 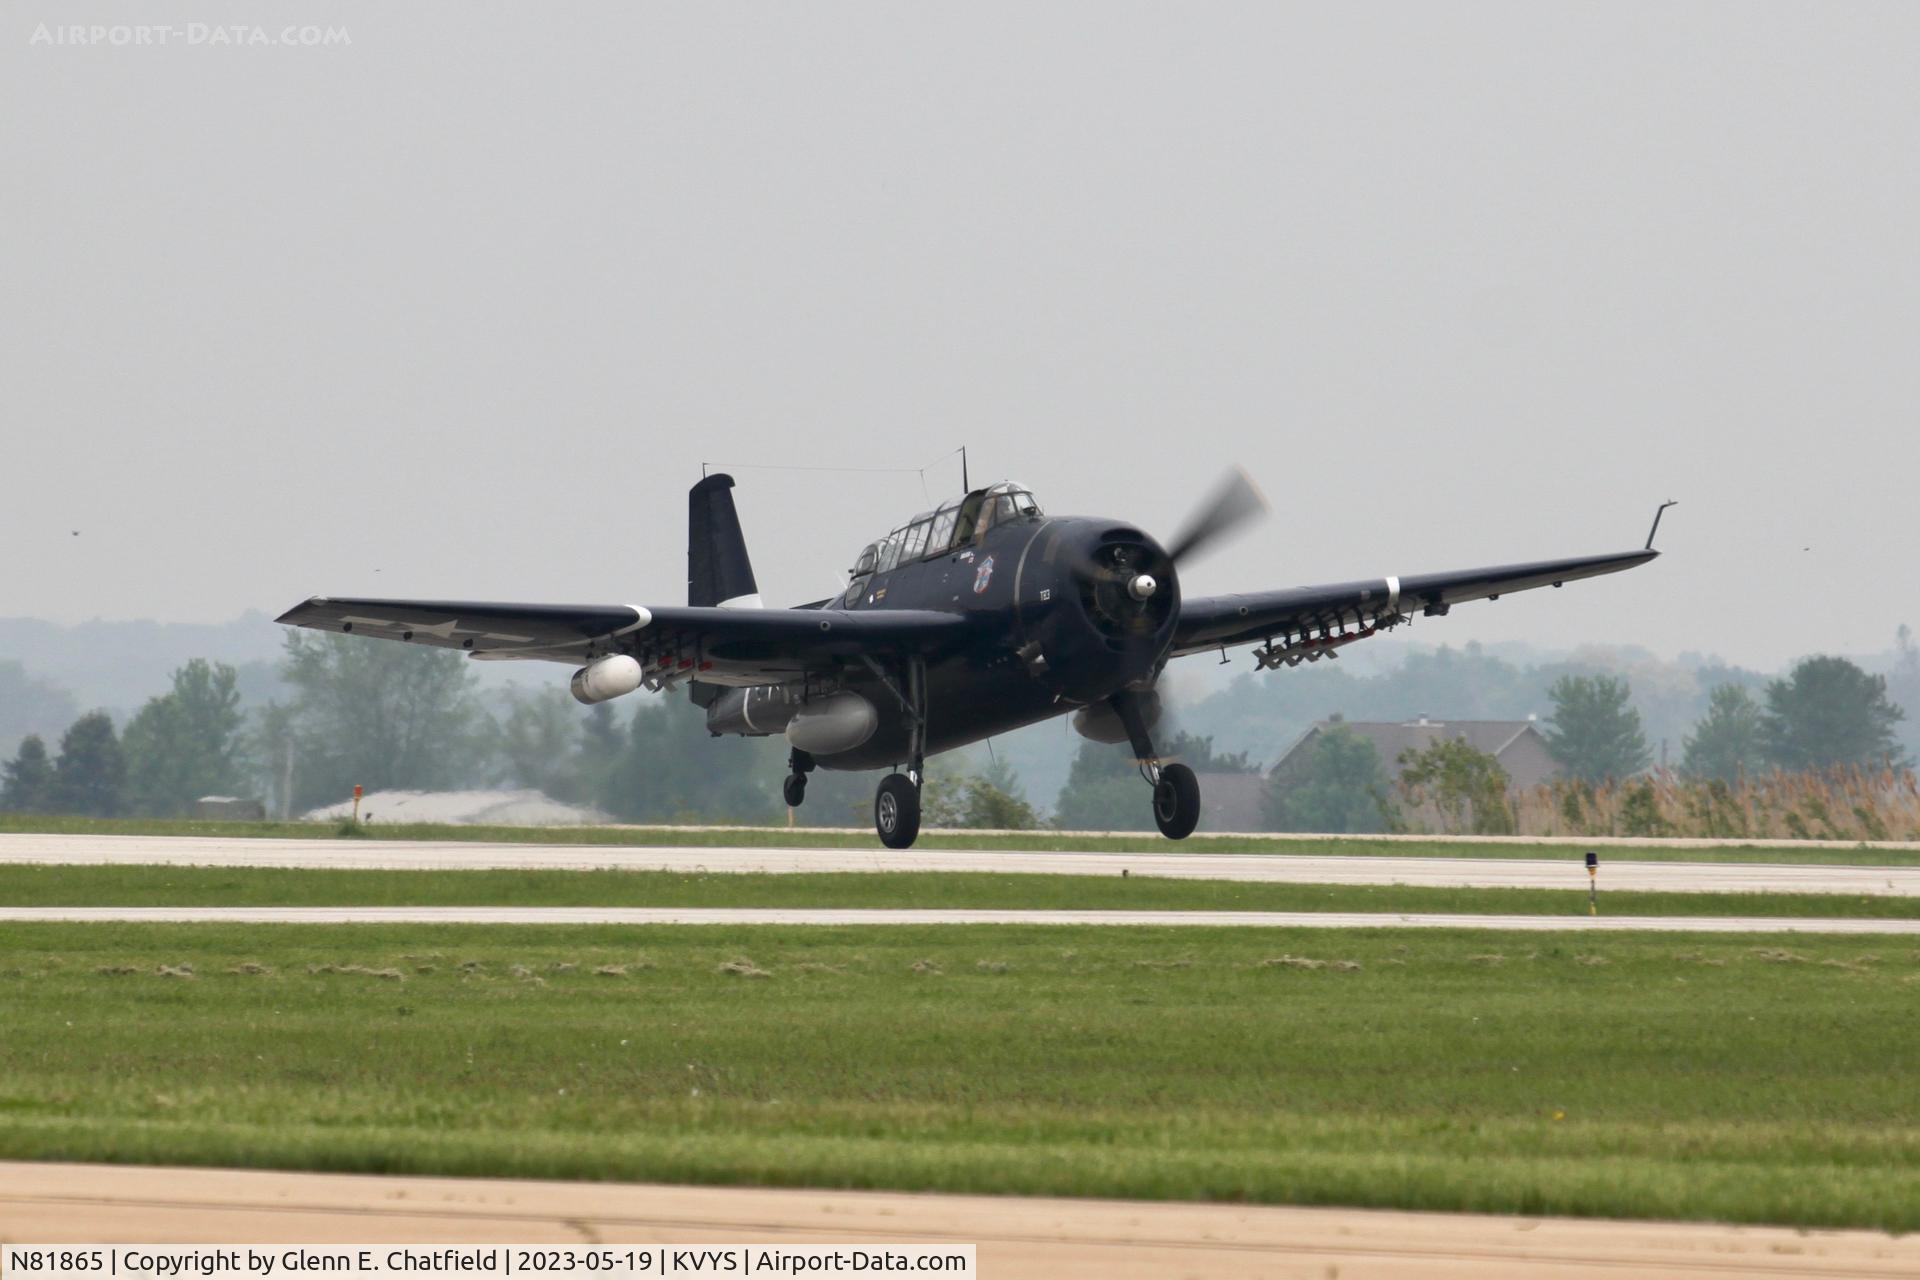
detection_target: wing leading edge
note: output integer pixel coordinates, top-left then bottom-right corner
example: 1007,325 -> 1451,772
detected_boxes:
1171,548 -> 1657,658
274,597 -> 975,687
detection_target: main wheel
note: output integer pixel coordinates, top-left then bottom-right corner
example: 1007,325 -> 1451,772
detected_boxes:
782,773 -> 807,808
1152,762 -> 1201,840
874,772 -> 921,849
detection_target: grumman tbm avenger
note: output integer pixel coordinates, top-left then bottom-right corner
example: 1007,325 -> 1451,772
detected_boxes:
279,472 -> 1666,848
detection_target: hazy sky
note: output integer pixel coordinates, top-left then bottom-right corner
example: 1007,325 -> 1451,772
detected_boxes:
4,3 -> 1914,671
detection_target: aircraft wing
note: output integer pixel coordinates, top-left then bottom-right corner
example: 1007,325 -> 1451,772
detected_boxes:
275,596 -> 975,686
1170,549 -> 1658,658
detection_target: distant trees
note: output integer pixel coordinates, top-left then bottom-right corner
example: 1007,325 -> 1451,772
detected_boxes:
1680,684 -> 1767,782
1541,675 -> 1650,782
48,712 -> 127,817
0,629 -> 1910,832
1396,737 -> 1514,834
0,735 -> 54,813
276,632 -> 491,811
1263,725 -> 1393,833
122,660 -> 246,816
0,660 -> 79,766
1889,626 -> 1920,763
496,688 -> 594,804
4,682 -> 239,820
1761,656 -> 1908,771
925,755 -> 1040,830
1052,738 -> 1146,832
596,693 -> 779,823
1052,731 -> 1253,831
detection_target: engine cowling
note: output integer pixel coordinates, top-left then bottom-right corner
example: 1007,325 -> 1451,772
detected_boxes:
570,655 -> 644,705
1018,521 -> 1180,705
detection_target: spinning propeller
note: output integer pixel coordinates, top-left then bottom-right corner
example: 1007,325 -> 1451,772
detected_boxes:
1071,465 -> 1270,605
1164,464 -> 1269,569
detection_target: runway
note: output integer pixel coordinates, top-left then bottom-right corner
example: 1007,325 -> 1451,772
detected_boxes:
5,833 -> 1916,894
3,1161 -> 1913,1279
5,904 -> 1916,932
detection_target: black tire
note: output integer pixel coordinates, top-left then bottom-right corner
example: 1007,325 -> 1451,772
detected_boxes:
1152,762 -> 1201,840
875,772 -> 921,849
782,773 -> 807,808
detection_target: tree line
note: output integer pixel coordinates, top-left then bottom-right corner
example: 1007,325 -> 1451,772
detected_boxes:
1,636 -> 1909,836
1265,655 -> 1910,835
0,634 -> 1045,828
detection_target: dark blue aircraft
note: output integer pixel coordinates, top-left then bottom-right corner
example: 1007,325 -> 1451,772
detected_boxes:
279,472 -> 1664,847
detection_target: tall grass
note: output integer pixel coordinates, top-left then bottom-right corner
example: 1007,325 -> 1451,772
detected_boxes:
1501,768 -> 1920,841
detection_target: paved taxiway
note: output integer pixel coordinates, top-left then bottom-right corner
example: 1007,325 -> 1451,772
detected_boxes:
5,905 -> 1916,932
4,1161 -> 1913,1279
4,833 -> 1916,894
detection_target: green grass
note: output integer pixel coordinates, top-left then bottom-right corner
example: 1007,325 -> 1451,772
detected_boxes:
3,813 -> 1914,864
1,863 -> 1916,918
2,923 -> 1918,1229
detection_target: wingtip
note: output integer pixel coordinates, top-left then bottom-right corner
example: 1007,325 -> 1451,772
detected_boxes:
273,596 -> 329,626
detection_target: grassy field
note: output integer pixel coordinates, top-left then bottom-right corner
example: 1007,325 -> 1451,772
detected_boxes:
1,863 -> 1915,918
3,813 -> 1915,864
2,922 -> 1917,1229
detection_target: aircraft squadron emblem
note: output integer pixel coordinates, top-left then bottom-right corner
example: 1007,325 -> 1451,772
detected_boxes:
972,555 -> 995,594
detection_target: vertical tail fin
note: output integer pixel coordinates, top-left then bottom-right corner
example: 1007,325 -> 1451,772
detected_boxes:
687,473 -> 760,707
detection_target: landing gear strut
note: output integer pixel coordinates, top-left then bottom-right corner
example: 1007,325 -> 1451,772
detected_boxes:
1110,688 -> 1201,839
784,747 -> 814,809
870,656 -> 928,849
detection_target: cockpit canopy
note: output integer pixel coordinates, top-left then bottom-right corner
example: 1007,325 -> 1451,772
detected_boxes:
850,482 -> 1042,578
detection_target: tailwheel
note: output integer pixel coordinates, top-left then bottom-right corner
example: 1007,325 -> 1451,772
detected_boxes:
875,772 -> 922,849
784,747 -> 814,809
1152,762 -> 1201,840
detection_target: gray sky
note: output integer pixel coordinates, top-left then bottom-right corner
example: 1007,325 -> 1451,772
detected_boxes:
4,2 -> 1914,671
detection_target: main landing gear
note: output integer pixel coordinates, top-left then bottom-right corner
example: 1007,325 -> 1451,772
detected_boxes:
867,655 -> 928,850
1110,688 -> 1201,839
874,772 -> 921,849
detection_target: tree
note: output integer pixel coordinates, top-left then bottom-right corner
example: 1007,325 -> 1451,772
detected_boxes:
247,701 -> 300,819
1051,728 -> 1255,831
966,754 -> 1040,829
1,735 -> 54,813
1541,675 -> 1650,782
1396,737 -> 1513,834
122,659 -> 246,816
1264,725 -> 1394,833
496,688 -> 589,803
1887,625 -> 1920,763
1052,738 -> 1153,831
1762,655 -> 1908,771
0,661 -> 79,766
49,712 -> 126,817
1680,683 -> 1767,782
596,694 -> 778,823
278,633 -> 493,812
926,755 -> 1040,829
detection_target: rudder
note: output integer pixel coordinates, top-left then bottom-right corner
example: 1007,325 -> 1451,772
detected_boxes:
687,473 -> 761,707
